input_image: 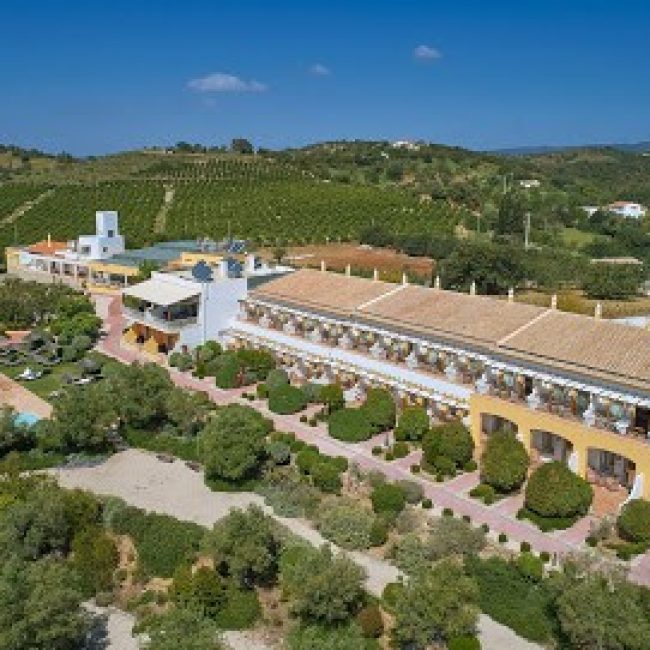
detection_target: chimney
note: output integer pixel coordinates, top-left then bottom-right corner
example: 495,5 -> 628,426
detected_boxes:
470,281 -> 476,296
402,271 -> 408,285
507,287 -> 514,303
47,233 -> 51,246
320,260 -> 326,272
551,294 -> 557,310
434,275 -> 441,290
345,264 -> 351,277
373,268 -> 379,281
219,258 -> 229,278
595,302 -> 602,319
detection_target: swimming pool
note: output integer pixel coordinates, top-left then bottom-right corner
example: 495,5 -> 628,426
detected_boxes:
14,412 -> 41,427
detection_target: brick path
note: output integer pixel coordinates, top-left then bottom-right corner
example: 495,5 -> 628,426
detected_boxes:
95,294 -> 650,587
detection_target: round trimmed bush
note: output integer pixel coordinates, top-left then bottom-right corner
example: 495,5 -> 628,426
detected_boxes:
394,406 -> 430,441
392,441 -> 409,458
360,388 -> 396,433
311,461 -> 342,494
421,498 -> 433,509
524,461 -> 593,518
328,408 -> 372,442
618,499 -> 650,543
371,483 -> 407,515
268,384 -> 307,414
498,533 -> 508,543
422,421 -> 474,470
356,604 -> 384,638
520,541 -> 531,553
480,431 -> 529,493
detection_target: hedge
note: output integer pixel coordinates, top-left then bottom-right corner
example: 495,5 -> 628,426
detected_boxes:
480,431 -> 529,493
328,408 -> 372,442
524,462 -> 592,519
268,384 -> 307,414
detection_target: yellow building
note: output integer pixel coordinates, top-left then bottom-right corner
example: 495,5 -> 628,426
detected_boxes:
231,268 -> 650,504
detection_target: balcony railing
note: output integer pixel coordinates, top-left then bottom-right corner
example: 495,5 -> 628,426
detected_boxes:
123,306 -> 197,331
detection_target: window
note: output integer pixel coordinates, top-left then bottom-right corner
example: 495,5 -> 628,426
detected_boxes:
108,229 -> 115,237
103,246 -> 108,253
80,246 -> 91,255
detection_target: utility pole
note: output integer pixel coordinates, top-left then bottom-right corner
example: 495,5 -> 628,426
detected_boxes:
524,212 -> 531,250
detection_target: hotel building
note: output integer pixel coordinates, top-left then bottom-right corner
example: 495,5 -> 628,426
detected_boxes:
229,268 -> 650,503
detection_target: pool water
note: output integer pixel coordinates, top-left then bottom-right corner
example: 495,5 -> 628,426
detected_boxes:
14,412 -> 41,427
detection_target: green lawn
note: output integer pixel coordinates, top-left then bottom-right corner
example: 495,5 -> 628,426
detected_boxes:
0,351 -> 121,401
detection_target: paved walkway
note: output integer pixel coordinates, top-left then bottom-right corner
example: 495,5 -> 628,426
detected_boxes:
0,373 -> 52,418
94,294 -> 650,587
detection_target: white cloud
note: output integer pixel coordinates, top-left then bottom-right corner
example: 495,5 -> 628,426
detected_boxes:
187,72 -> 267,93
413,45 -> 441,61
309,63 -> 331,76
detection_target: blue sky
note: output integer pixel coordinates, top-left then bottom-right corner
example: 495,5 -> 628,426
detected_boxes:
2,0 -> 649,155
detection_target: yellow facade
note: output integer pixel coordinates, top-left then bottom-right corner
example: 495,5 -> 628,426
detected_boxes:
88,261 -> 139,279
176,251 -> 224,267
470,393 -> 650,498
5,247 -> 21,273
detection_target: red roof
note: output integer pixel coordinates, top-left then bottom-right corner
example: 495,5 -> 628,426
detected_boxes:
27,240 -> 68,255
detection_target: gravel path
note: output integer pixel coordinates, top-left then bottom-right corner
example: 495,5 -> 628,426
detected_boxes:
55,449 -> 539,650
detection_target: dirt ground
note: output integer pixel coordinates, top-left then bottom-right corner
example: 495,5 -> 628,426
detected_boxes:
263,242 -> 434,283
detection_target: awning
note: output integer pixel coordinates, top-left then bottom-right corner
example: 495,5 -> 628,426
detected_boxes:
122,279 -> 201,307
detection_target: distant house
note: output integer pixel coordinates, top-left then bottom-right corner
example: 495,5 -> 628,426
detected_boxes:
518,179 -> 541,189
391,140 -> 420,151
581,202 -> 646,219
607,201 -> 646,219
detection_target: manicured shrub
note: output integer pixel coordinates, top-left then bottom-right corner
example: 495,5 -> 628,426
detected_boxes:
372,445 -> 383,455
421,498 -> 433,509
214,355 -> 241,389
394,406 -> 430,441
396,480 -> 424,504
328,408 -> 372,442
371,483 -> 407,515
498,533 -> 508,543
442,507 -> 454,517
618,499 -> 650,543
311,461 -> 342,494
265,368 -> 289,392
268,384 -> 307,415
317,499 -> 376,550
481,523 -> 490,533
320,383 -> 345,413
462,514 -> 471,523
430,455 -> 456,477
410,464 -> 421,474
256,383 -> 269,398
480,431 -> 529,493
586,535 -> 598,547
356,604 -> 384,638
464,459 -> 478,472
422,421 -> 474,470
448,635 -> 481,650
539,551 -> 550,563
308,417 -> 317,427
299,414 -> 308,423
469,483 -> 496,505
296,448 -> 321,474
392,441 -> 409,458
525,462 -> 593,518
384,452 -> 395,461
520,541 -> 532,553
360,388 -> 396,433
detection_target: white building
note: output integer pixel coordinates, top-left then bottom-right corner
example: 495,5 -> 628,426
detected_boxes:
607,201 -> 646,219
519,179 -> 541,189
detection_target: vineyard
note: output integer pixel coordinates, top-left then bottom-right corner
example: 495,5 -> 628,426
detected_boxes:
0,184 -> 50,220
137,156 -> 309,182
0,181 -> 164,253
164,179 -> 461,244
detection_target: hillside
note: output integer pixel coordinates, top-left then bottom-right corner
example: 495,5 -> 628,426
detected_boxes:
0,140 -> 649,262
